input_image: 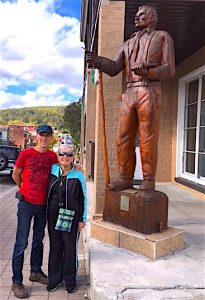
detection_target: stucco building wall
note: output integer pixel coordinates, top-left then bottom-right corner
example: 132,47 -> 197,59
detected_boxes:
92,1 -> 125,214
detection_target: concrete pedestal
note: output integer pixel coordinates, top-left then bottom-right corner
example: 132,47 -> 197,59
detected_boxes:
91,219 -> 184,260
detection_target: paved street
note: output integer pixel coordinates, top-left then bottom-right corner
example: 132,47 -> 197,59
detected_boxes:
0,177 -> 88,300
86,182 -> 205,300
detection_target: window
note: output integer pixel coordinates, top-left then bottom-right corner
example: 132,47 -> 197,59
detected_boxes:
177,66 -> 205,185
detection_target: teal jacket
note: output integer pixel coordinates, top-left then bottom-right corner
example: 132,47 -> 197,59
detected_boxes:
48,164 -> 87,223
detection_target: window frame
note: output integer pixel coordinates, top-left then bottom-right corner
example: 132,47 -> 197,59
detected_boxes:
177,65 -> 205,186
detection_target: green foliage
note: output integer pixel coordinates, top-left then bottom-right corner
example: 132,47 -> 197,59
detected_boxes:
0,106 -> 65,128
8,120 -> 26,125
0,105 -> 82,145
63,99 -> 82,146
0,117 -> 7,125
49,134 -> 58,150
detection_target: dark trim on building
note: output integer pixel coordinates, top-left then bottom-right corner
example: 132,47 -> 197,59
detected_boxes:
89,140 -> 95,181
80,0 -> 89,43
124,0 -> 205,64
175,177 -> 205,194
80,0 -> 101,50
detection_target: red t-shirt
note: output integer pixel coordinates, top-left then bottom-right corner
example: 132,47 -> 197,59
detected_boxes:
15,147 -> 58,205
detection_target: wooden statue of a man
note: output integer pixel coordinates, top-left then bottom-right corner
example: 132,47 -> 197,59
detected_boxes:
86,5 -> 175,192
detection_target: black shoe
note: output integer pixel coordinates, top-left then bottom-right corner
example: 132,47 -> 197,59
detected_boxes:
29,270 -> 48,285
12,283 -> 28,299
67,284 -> 77,294
47,282 -> 63,292
47,285 -> 57,292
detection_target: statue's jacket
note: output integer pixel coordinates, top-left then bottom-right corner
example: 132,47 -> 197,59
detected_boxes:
96,28 -> 175,85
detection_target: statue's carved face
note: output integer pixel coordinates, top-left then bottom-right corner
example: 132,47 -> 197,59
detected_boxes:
135,8 -> 153,29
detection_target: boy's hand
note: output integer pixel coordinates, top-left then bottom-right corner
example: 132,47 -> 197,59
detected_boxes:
74,164 -> 83,171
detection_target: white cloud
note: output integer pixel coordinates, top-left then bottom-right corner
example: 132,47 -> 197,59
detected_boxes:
0,0 -> 84,108
0,81 -> 80,108
0,78 -> 19,89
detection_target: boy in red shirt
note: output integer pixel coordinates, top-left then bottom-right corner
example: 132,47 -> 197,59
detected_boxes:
12,125 -> 58,298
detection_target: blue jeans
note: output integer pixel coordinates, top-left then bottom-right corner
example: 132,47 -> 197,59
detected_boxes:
12,199 -> 46,284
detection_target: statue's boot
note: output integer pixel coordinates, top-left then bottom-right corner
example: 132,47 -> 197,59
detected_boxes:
139,180 -> 155,191
108,178 -> 133,191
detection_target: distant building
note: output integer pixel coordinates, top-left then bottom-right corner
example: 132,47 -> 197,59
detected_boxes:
0,125 -> 9,144
65,135 -> 74,145
8,125 -> 37,148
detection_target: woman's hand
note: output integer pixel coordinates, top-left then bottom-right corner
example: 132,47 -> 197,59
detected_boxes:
78,222 -> 86,231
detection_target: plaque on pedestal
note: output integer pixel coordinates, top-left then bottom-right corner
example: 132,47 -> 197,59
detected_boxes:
103,188 -> 168,234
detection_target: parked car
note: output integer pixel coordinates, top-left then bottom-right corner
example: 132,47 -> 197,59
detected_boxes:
0,145 -> 21,176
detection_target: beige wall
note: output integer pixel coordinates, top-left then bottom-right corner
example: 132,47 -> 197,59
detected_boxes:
93,1 -> 125,214
156,80 -> 174,181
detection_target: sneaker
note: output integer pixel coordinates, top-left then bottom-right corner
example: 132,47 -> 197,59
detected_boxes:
47,282 -> 63,292
29,271 -> 48,285
47,285 -> 57,292
12,283 -> 28,299
67,284 -> 77,294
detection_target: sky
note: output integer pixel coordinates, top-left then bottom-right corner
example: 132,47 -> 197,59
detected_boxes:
0,0 -> 84,108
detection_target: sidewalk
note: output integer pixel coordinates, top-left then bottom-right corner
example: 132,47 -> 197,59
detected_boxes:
86,182 -> 205,300
0,184 -> 89,300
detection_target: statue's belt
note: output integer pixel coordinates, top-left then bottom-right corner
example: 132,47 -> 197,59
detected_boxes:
127,80 -> 160,88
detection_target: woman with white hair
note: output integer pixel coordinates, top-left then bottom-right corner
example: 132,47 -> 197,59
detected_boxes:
46,145 -> 86,294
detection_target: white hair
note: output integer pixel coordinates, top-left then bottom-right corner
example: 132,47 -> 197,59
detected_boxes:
57,145 -> 75,154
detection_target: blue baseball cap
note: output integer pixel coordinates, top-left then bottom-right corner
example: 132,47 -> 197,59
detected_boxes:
37,125 -> 53,135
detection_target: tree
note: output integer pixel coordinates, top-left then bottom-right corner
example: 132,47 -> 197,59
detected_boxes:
63,99 -> 82,146
0,117 -> 7,125
8,120 -> 25,125
49,134 -> 58,150
0,106 -> 65,128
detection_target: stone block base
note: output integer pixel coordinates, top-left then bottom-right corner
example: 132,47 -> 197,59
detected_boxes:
92,213 -> 103,220
91,219 -> 184,260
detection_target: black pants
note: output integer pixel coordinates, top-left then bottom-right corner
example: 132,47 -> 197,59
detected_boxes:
47,208 -> 79,290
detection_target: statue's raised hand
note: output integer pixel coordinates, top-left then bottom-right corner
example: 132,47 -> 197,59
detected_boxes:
85,51 -> 98,69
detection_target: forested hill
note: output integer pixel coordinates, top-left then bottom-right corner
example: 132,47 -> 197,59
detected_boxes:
0,106 -> 65,128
